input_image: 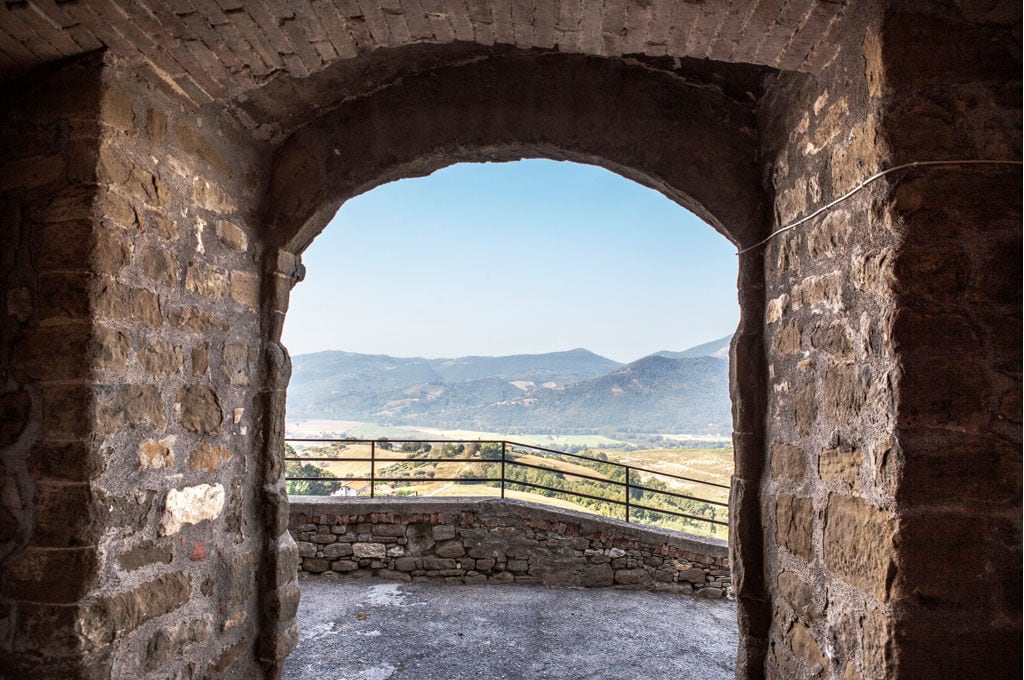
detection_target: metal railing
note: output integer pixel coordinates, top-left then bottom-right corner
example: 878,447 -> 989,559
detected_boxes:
284,438 -> 729,534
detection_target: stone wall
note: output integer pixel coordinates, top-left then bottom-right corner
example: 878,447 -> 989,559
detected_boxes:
757,4 -> 1021,680
881,9 -> 1021,678
1,53 -> 108,680
0,3 -> 1019,679
288,498 -> 730,597
0,52 -> 292,679
758,7 -> 896,677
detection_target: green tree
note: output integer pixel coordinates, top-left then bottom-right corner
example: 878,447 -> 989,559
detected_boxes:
441,442 -> 465,456
478,442 -> 503,460
285,461 -> 335,496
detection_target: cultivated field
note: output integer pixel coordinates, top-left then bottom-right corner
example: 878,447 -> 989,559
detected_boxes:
285,422 -> 733,540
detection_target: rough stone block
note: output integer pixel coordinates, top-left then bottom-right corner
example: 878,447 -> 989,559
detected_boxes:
899,355 -> 987,426
29,441 -> 98,482
778,570 -> 818,622
896,513 -> 1017,609
119,540 -> 174,571
614,568 -> 647,585
92,325 -> 132,374
770,443 -> 805,483
138,246 -> 178,287
372,523 -> 406,537
31,481 -> 96,547
322,543 -> 353,559
216,219 -> 248,251
159,483 -> 225,535
435,540 -> 466,558
222,342 -> 254,386
823,494 -> 895,602
192,177 -> 237,213
819,446 -> 862,489
138,339 -> 182,375
431,525 -> 456,540
5,546 -> 97,603
352,542 -> 386,559
775,319 -> 801,354
809,323 -> 853,360
303,558 -> 329,573
174,385 -> 223,433
776,493 -> 814,561
84,572 -> 191,643
230,270 -> 259,308
789,621 -> 826,675
144,210 -> 178,240
898,429 -> 1019,505
0,389 -> 30,447
187,442 -> 231,472
823,363 -> 868,423
136,437 -> 173,472
582,563 -> 614,586
11,602 -> 92,657
185,264 -> 228,299
422,557 -> 456,571
38,272 -> 91,321
95,384 -> 166,434
94,279 -> 161,327
208,639 -> 248,676
309,533 -> 336,544
678,567 -> 706,585
794,384 -> 817,436
94,229 -> 132,274
167,305 -> 228,333
191,343 -> 209,375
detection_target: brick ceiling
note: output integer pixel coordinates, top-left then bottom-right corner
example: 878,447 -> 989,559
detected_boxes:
1,1 -> 849,110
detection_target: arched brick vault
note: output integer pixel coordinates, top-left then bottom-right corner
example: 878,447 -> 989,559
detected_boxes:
0,2 -> 1020,680
263,51 -> 771,250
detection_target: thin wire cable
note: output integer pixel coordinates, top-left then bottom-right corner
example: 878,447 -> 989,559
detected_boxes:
737,159 -> 1023,255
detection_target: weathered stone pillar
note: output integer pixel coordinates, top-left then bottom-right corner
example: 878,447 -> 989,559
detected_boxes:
756,4 -> 1020,679
1,53 -> 109,680
253,247 -> 304,677
881,8 -> 1021,677
1,53 -> 280,678
730,246 -> 770,678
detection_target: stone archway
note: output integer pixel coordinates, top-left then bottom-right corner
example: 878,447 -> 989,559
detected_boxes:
256,49 -> 772,676
0,3 -> 1019,679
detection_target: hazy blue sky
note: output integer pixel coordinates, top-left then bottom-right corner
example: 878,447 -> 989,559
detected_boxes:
282,160 -> 738,364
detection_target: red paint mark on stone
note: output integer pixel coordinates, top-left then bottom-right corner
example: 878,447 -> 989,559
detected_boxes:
191,541 -> 207,561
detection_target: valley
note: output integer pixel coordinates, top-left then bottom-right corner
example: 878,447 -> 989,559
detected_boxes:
284,335 -> 736,539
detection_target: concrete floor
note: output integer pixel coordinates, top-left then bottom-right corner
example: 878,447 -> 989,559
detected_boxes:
283,576 -> 738,680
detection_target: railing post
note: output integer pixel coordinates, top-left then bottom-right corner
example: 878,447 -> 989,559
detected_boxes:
370,439 -> 375,498
624,466 -> 630,523
500,441 -> 506,499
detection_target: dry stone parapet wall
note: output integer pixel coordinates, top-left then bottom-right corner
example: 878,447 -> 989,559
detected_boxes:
289,497 -> 731,598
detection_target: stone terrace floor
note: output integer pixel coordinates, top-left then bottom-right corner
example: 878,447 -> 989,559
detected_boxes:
284,576 -> 738,680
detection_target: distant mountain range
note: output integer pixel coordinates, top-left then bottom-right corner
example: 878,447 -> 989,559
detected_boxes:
654,334 -> 731,360
287,336 -> 733,435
